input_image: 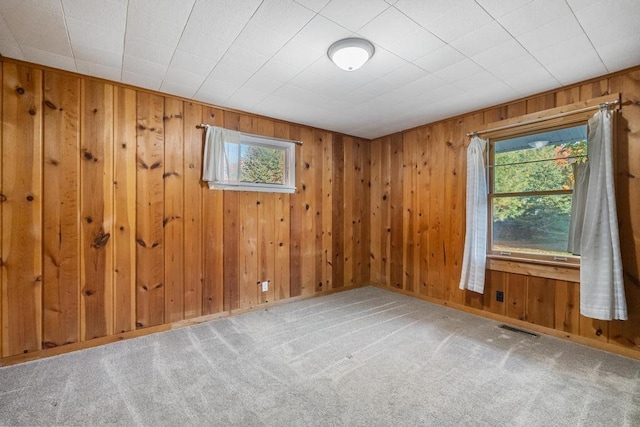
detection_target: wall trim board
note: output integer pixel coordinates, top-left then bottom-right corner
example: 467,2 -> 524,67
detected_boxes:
375,284 -> 640,361
0,283 -> 366,367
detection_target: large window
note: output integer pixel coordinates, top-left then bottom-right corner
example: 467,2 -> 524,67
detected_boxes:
488,124 -> 586,264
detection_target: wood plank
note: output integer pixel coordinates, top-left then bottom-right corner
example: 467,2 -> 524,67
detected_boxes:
369,138 -> 382,285
332,135 -> 345,288
359,138 -> 371,285
202,107 -> 224,315
289,126 -> 303,297
80,79 -> 114,340
43,71 -> 80,348
487,258 -> 580,282
527,276 -> 555,328
389,133 -> 403,290
1,63 -> 43,356
274,192 -> 290,301
506,273 -> 527,321
402,130 -> 417,293
321,131 -> 333,290
163,98 -> 184,322
417,128 -> 430,296
313,130 -> 325,292
135,92 -> 164,328
380,136 -> 391,287
579,315 -> 609,343
0,61 -> 3,357
257,194 -> 275,304
182,102 -> 203,319
343,136 -> 355,288
554,280 -> 579,334
428,123 -> 446,300
297,126 -> 316,295
239,192 -> 258,309
113,86 -> 137,333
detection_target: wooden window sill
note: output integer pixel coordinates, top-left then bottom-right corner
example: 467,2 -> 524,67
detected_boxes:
486,255 -> 580,282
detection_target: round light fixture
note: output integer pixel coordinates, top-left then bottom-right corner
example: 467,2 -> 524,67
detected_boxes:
328,38 -> 375,71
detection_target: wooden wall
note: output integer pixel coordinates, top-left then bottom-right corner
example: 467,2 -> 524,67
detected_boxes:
0,59 -> 369,360
370,67 -> 640,357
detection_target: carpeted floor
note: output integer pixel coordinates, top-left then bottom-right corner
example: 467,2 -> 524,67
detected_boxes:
1,286 -> 639,426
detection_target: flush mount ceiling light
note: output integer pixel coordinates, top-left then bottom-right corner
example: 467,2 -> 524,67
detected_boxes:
528,140 -> 550,148
328,38 -> 375,71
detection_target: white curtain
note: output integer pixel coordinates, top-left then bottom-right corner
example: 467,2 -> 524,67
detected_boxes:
580,109 -> 627,320
202,126 -> 240,187
459,136 -> 488,294
567,162 -> 589,255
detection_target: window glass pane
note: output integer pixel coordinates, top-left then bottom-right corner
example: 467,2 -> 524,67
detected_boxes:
492,194 -> 573,256
224,141 -> 239,182
238,144 -> 286,185
493,124 -> 587,194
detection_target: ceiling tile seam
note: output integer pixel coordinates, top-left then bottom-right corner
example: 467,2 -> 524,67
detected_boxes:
120,0 -> 131,82
564,0 -> 609,74
192,0 -> 268,102
0,12 -> 25,61
472,0 -> 563,90
59,0 -> 78,73
158,0 -> 199,94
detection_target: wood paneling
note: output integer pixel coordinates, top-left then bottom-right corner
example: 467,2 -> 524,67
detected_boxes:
43,71 -> 80,348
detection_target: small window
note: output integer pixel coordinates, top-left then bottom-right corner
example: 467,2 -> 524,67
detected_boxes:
209,132 -> 296,193
488,124 -> 586,263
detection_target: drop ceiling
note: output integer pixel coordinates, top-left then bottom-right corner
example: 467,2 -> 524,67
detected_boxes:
0,0 -> 639,139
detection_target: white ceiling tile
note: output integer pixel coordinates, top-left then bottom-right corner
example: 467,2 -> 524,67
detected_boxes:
20,46 -> 76,72
596,34 -> 640,72
125,8 -> 185,48
435,58 -> 484,83
122,54 -> 168,80
217,45 -> 268,74
450,20 -> 511,57
566,0 -> 610,13
544,50 -> 607,86
414,45 -> 465,73
364,47 -> 408,77
502,66 -> 559,96
328,67 -> 378,89
124,36 -> 175,65
62,0 -> 126,32
159,81 -> 198,99
0,0 -> 63,17
251,0 -> 315,38
394,0 -> 456,27
0,14 -> 23,59
258,59 -> 304,83
483,53 -> 541,80
129,0 -> 195,23
382,63 -> 427,87
233,22 -> 290,58
293,0 -> 331,13
121,70 -> 162,90
499,0 -> 573,36
357,77 -> 398,97
531,33 -> 595,65
454,70 -> 501,91
163,67 -> 206,90
574,0 -> 640,48
205,64 -> 252,88
66,18 -> 124,53
272,39 -> 325,70
1,5 -> 71,56
292,15 -> 352,57
196,79 -> 238,104
75,59 -> 121,81
243,73 -> 284,94
470,38 -> 530,70
516,15 -> 583,53
169,50 -> 217,76
388,27 -> 444,62
358,7 -> 422,49
226,87 -> 270,110
474,0 -> 534,18
185,0 -> 262,44
320,0 -> 390,32
72,43 -> 122,69
332,88 -> 376,104
427,2 -> 493,43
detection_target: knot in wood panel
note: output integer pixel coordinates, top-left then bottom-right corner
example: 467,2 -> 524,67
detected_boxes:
0,194 -> 6,202
16,87 -> 25,95
92,232 -> 110,249
44,100 -> 57,110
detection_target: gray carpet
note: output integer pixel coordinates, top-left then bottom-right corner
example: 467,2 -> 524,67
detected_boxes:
1,286 -> 639,426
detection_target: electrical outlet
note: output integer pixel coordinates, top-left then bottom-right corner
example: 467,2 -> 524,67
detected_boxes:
261,281 -> 268,292
496,290 -> 504,302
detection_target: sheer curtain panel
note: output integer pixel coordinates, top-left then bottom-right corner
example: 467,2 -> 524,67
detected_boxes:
459,136 -> 488,294
202,125 -> 240,188
580,109 -> 627,320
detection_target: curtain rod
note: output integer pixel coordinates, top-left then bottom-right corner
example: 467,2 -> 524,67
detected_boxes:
466,99 -> 620,137
196,123 -> 303,146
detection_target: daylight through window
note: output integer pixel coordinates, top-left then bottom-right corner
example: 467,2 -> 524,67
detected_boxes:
488,124 -> 586,263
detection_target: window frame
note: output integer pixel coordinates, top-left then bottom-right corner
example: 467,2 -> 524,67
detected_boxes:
476,94 -> 620,267
209,132 -> 297,194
